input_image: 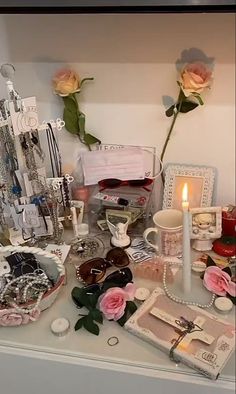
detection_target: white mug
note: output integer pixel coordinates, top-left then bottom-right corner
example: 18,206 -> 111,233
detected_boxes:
143,209 -> 183,257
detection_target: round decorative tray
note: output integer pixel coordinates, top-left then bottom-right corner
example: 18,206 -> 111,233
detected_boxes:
0,245 -> 65,326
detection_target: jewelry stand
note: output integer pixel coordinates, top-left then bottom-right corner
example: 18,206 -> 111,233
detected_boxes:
0,64 -> 65,244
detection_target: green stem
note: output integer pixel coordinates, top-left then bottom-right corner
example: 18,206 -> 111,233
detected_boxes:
74,94 -> 92,151
160,90 -> 184,184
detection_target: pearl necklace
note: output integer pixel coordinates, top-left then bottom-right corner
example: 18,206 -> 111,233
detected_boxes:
0,274 -> 51,313
163,264 -> 216,309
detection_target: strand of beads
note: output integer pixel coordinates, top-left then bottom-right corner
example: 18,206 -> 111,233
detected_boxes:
9,292 -> 44,314
0,273 -> 51,313
162,263 -> 216,309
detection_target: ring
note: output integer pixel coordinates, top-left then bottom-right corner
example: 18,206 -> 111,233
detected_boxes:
107,336 -> 119,346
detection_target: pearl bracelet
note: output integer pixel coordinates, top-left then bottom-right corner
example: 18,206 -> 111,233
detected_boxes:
163,264 -> 216,309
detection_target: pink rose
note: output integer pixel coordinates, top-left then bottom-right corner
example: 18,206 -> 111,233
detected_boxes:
52,69 -> 80,97
203,266 -> 236,297
98,283 -> 135,321
0,308 -> 41,327
179,62 -> 212,97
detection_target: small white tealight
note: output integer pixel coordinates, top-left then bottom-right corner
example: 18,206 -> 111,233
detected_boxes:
192,261 -> 206,275
135,287 -> 150,302
214,297 -> 233,314
51,318 -> 70,337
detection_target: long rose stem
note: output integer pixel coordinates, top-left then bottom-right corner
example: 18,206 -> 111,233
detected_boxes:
160,92 -> 183,184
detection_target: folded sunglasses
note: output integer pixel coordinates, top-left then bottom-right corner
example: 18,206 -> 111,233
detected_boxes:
72,267 -> 133,309
76,247 -> 130,285
98,178 -> 153,192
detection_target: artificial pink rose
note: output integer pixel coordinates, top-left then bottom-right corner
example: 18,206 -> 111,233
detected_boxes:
203,266 -> 236,297
0,308 -> 41,327
98,283 -> 135,321
0,309 -> 23,327
179,62 -> 212,97
21,308 -> 41,324
52,69 -> 80,96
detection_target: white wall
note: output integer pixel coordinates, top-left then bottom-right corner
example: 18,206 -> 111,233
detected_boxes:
0,13 -> 235,206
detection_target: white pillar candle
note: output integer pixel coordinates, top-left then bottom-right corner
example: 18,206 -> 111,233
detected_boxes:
182,183 -> 191,294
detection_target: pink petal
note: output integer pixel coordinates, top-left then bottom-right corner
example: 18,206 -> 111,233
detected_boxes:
124,283 -> 136,301
113,304 -> 126,321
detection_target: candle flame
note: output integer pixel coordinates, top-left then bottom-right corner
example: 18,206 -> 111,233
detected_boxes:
182,183 -> 188,202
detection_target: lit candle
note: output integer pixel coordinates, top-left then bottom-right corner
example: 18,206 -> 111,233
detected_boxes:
182,183 -> 191,294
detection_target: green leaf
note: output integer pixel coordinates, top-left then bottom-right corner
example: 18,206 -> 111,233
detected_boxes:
165,105 -> 175,117
72,285 -> 101,311
71,287 -> 83,300
83,315 -> 100,335
89,293 -> 101,309
83,133 -> 101,146
117,309 -> 128,327
222,266 -> 232,276
126,301 -> 137,315
77,292 -> 94,310
78,112 -> 86,137
63,107 -> 79,134
91,309 -> 103,324
206,256 -> 217,267
63,96 -> 78,112
71,287 -> 84,307
74,317 -> 86,331
177,101 -> 198,113
227,294 -> 236,305
193,94 -> 204,105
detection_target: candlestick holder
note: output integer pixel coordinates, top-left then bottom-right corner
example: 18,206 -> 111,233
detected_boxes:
163,259 -> 215,308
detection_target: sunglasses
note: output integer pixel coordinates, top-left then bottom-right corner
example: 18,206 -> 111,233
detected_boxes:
76,247 -> 130,285
72,267 -> 133,309
98,178 -> 153,192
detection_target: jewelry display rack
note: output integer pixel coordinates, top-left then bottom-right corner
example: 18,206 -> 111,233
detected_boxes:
0,65 -> 65,244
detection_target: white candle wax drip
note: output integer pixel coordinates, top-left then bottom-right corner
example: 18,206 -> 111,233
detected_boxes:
182,183 -> 191,294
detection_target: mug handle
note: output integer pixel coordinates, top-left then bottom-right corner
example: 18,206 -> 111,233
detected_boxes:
143,227 -> 159,252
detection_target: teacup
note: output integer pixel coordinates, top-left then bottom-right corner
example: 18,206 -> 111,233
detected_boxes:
143,209 -> 183,257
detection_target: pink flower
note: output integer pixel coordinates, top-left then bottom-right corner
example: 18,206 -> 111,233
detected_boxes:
179,62 -> 212,97
52,69 -> 80,97
98,283 -> 135,321
203,266 -> 236,297
0,308 -> 41,327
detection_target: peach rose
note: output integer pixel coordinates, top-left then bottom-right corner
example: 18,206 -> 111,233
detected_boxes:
52,69 -> 80,97
98,283 -> 135,321
179,62 -> 212,97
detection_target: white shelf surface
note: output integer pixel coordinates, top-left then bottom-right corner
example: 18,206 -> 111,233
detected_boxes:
0,253 -> 235,387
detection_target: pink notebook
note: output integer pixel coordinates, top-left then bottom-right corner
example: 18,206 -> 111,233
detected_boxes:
125,288 -> 235,379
